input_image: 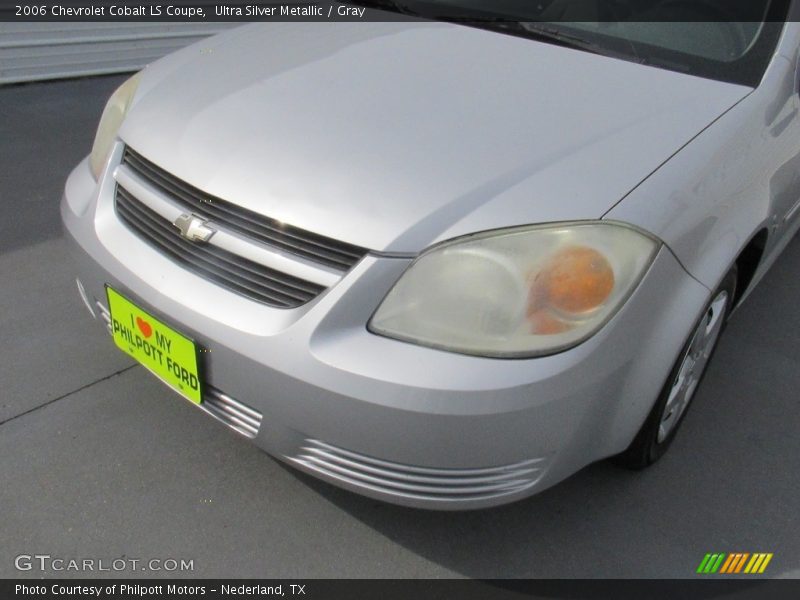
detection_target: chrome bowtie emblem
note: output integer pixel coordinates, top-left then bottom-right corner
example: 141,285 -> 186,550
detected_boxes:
172,213 -> 215,243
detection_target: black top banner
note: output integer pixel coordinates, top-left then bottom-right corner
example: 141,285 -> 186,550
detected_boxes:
1,1 -> 392,21
0,0 -> 797,22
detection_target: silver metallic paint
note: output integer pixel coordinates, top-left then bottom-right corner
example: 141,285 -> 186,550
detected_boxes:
61,19 -> 800,508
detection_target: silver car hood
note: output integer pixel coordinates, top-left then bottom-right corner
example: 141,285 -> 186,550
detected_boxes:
120,22 -> 750,253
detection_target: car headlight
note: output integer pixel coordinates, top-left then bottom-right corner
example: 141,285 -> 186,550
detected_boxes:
369,222 -> 659,358
88,72 -> 142,180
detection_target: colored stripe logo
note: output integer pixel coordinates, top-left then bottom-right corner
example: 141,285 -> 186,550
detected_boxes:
697,553 -> 773,574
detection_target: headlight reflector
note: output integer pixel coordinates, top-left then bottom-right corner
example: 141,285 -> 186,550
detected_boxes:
369,222 -> 658,357
89,72 -> 141,179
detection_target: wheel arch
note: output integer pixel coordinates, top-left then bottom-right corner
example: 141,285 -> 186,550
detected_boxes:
731,227 -> 769,308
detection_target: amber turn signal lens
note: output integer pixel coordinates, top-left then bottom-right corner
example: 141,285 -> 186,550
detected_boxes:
526,308 -> 572,335
527,245 -> 615,333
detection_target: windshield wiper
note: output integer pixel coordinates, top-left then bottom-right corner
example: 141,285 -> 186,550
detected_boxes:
520,23 -> 644,64
341,3 -> 645,66
460,20 -> 642,65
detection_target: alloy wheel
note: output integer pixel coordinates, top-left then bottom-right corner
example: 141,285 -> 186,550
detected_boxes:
657,290 -> 729,443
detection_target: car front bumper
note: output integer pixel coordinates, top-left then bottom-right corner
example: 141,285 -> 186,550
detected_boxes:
61,154 -> 711,509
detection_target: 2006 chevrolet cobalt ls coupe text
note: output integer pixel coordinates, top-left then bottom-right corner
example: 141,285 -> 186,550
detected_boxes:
61,1 -> 800,508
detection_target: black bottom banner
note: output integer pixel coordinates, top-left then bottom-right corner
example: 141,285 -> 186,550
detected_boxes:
5,579 -> 800,600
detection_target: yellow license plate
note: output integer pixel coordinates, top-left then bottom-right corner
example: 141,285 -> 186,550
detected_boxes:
106,286 -> 202,404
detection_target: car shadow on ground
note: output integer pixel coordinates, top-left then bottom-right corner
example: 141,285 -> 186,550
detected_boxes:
275,234 -> 800,579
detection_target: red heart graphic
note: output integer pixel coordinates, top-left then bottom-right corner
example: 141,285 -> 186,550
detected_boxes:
136,316 -> 153,338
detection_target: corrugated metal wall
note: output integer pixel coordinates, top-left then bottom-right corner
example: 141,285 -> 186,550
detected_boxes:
0,23 -> 236,84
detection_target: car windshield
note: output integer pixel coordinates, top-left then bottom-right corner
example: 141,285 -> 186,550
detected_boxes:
350,0 -> 790,86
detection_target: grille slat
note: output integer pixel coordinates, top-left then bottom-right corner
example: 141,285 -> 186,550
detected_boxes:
299,446 -> 540,486
116,199 -> 301,307
117,192 -> 311,306
96,300 -> 112,333
117,187 -> 320,299
205,397 -> 261,430
288,438 -> 546,503
122,148 -> 367,270
125,150 -> 361,265
296,454 -> 532,495
202,387 -> 263,439
116,186 -> 324,308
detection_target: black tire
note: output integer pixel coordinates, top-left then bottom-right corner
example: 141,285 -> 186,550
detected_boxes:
613,265 -> 737,469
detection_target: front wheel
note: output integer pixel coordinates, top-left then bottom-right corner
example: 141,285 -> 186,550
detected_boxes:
613,266 -> 737,469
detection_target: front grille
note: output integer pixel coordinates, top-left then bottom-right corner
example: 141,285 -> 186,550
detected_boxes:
121,147 -> 367,271
116,186 -> 325,308
288,439 -> 546,503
